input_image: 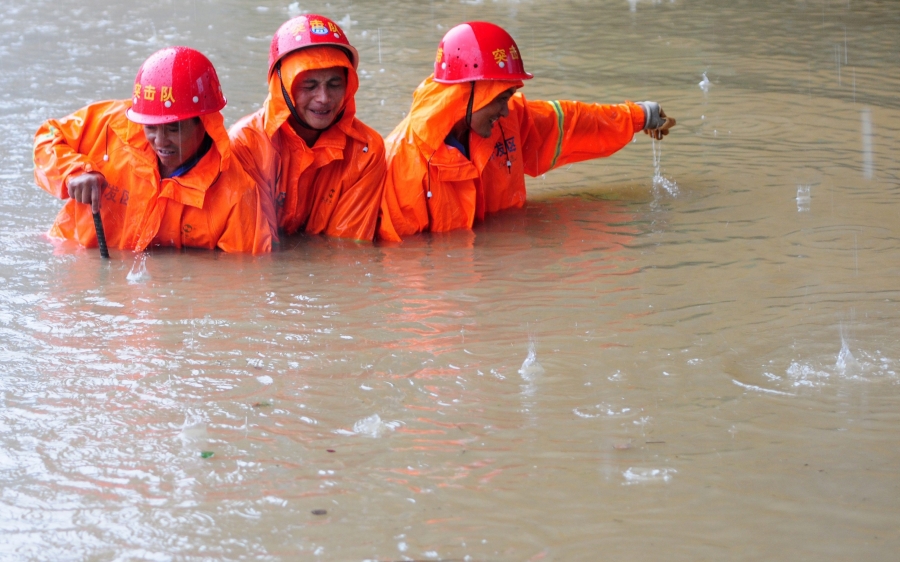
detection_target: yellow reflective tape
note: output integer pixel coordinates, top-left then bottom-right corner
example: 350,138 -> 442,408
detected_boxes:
549,100 -> 564,170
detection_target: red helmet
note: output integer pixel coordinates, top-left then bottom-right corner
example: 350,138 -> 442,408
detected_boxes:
268,14 -> 359,77
126,47 -> 226,125
434,21 -> 533,84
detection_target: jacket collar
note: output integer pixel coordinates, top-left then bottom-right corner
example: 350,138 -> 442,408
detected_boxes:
111,103 -> 230,208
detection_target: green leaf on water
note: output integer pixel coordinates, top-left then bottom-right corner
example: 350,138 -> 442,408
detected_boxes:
200,451 -> 214,459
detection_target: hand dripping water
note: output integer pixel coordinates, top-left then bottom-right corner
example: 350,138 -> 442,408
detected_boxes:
652,138 -> 678,196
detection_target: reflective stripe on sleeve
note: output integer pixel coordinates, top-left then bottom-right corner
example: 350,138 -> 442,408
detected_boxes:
549,100 -> 564,170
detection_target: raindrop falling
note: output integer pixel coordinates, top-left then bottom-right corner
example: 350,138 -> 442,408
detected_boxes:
861,108 -> 873,179
796,185 -> 811,212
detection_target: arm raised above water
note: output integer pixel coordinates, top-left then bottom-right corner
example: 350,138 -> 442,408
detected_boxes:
514,94 -> 668,176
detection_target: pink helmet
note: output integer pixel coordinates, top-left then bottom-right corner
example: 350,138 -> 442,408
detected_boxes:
268,14 -> 359,77
434,21 -> 533,84
126,47 -> 226,125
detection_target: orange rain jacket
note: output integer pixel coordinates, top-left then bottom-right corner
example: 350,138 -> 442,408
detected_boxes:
33,100 -> 272,253
229,47 -> 386,242
377,77 -> 647,241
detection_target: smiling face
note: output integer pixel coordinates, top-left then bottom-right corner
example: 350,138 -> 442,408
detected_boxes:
469,87 -> 516,138
289,67 -> 348,131
143,118 -> 206,178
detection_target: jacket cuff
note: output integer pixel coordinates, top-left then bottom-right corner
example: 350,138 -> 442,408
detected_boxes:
636,101 -> 663,130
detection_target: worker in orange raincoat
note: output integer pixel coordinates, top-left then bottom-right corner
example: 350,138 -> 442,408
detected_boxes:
33,47 -> 271,254
377,21 -> 676,242
230,14 -> 386,243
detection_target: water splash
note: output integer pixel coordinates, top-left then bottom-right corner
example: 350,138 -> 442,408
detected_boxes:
698,72 -> 711,93
835,334 -> 861,376
126,253 -> 150,284
623,467 -> 676,484
337,14 -> 357,29
286,2 -> 305,17
652,139 -> 679,195
343,414 -> 403,438
518,340 -> 545,379
573,403 -> 634,418
786,361 -> 831,387
178,410 -> 209,444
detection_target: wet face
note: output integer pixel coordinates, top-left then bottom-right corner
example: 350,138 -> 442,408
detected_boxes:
289,67 -> 347,130
469,87 -> 516,138
143,118 -> 206,178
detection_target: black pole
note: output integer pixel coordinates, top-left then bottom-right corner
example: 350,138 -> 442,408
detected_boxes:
93,212 -> 110,259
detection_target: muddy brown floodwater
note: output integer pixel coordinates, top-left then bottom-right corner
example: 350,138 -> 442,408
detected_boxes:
1,0 -> 898,560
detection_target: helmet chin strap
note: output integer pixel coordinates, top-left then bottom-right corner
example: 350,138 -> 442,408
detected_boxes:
276,62 -> 344,131
464,81 -> 476,129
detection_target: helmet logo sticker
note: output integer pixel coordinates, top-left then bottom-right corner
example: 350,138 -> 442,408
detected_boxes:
290,23 -> 306,41
269,15 -> 357,75
492,48 -> 508,68
161,87 -> 175,108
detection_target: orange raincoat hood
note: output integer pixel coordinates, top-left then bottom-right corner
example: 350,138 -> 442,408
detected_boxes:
399,75 -> 523,153
262,46 -> 359,140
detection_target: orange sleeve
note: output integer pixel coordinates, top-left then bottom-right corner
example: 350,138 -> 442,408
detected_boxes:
33,101 -> 119,199
378,137 -> 430,241
228,114 -> 280,241
215,179 -> 273,254
516,96 -> 645,177
325,135 -> 387,242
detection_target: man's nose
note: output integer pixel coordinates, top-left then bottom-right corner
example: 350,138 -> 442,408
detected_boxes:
314,85 -> 330,103
152,130 -> 170,146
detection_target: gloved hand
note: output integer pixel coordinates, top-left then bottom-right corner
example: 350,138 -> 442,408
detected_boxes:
637,101 -> 676,140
